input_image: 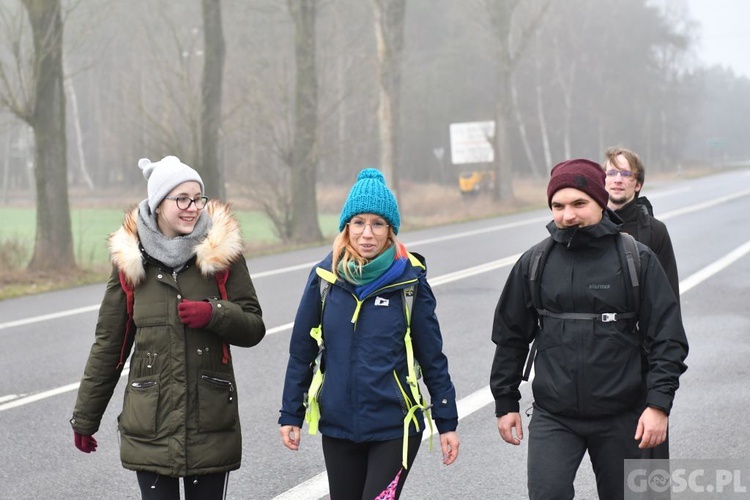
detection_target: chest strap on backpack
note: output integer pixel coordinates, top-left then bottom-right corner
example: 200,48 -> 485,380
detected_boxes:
522,233 -> 642,381
535,310 -> 637,322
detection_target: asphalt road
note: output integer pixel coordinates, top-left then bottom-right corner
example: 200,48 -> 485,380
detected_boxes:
1,169 -> 749,500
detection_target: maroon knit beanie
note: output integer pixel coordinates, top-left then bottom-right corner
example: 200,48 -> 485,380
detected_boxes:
547,158 -> 608,209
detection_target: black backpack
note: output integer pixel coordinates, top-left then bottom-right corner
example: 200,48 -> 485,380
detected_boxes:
522,233 -> 641,381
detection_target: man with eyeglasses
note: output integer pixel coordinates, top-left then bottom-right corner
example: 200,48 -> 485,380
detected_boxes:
604,147 -> 679,466
604,147 -> 679,300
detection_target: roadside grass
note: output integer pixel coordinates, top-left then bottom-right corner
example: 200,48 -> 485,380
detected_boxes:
0,164 -> 726,301
0,179 -> 549,300
0,205 -> 344,300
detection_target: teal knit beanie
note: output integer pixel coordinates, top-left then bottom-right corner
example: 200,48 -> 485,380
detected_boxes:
339,168 -> 401,234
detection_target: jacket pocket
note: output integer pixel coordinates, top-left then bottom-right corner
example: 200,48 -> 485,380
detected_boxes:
392,371 -> 413,416
198,372 -> 237,432
120,376 -> 160,438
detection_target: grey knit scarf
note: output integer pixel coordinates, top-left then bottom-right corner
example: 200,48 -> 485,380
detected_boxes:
136,199 -> 211,269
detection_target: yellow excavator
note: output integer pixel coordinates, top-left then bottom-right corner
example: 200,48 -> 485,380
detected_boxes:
459,170 -> 495,195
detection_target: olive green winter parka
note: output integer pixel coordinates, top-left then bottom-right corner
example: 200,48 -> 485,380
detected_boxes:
70,200 -> 265,477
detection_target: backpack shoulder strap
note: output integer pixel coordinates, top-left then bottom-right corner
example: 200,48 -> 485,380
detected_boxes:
215,269 -> 229,300
402,284 -> 416,324
305,268 -> 336,435
213,268 -> 232,364
618,232 -> 641,326
117,271 -> 136,370
399,281 -> 433,469
523,237 -> 553,381
529,237 -> 554,314
315,267 -> 336,311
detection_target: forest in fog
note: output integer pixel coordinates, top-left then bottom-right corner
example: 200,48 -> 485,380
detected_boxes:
1,0 -> 749,267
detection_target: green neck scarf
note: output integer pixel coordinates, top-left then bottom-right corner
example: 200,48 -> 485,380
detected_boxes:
338,244 -> 396,285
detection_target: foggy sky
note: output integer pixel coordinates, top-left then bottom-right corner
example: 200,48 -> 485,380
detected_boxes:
688,0 -> 750,78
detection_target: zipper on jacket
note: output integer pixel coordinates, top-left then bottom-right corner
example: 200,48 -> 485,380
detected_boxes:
131,380 -> 157,389
201,374 -> 235,403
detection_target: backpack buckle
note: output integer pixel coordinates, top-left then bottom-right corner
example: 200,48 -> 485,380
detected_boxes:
601,313 -> 617,322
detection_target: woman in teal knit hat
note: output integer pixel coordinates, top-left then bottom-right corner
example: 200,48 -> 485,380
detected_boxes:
279,168 -> 460,499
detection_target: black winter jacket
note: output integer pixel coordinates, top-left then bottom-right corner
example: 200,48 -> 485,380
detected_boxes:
490,213 -> 688,418
614,196 -> 679,299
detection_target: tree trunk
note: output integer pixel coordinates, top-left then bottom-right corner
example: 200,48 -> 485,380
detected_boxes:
288,0 -> 322,243
534,58 -> 553,170
200,0 -> 226,201
371,0 -> 405,206
510,75 -> 541,178
64,70 -> 94,190
489,0 -> 517,201
487,0 -> 551,200
23,0 -> 76,272
551,37 -> 574,161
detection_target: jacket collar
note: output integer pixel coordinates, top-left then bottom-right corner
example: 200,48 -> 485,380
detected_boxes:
316,248 -> 425,294
109,200 -> 244,286
546,210 -> 621,249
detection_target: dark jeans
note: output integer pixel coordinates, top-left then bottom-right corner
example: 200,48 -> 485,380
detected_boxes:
527,405 -> 642,500
136,471 -> 229,500
322,433 -> 422,500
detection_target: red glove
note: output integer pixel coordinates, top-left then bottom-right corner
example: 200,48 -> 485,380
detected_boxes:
74,432 -> 98,453
178,299 -> 213,329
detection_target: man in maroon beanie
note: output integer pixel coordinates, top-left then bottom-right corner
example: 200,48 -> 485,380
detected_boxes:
489,158 -> 688,499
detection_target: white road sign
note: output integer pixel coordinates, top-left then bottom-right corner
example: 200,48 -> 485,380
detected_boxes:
449,120 -> 495,165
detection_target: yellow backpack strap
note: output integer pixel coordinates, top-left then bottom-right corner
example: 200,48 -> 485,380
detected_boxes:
407,252 -> 424,269
400,283 -> 434,469
304,268 -> 336,435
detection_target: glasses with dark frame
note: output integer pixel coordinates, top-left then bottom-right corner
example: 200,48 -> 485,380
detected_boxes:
164,196 -> 209,210
347,220 -> 389,236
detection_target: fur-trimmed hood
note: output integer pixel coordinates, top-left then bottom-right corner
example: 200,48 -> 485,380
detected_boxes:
109,200 -> 245,287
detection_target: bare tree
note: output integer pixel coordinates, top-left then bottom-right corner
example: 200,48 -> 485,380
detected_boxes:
371,0 -> 405,204
130,3 -> 204,166
288,0 -> 322,243
200,0 -> 226,200
483,0 -> 550,201
7,0 -> 75,271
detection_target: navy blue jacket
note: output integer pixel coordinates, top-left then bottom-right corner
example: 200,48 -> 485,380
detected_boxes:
279,251 -> 458,442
